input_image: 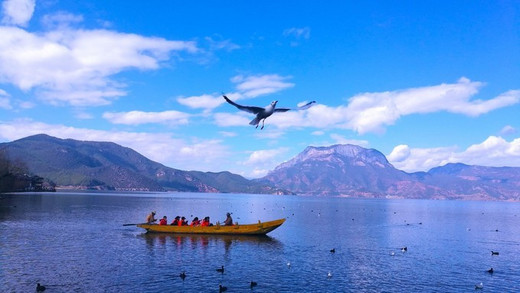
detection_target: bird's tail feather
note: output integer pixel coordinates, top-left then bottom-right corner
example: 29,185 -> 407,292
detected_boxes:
249,117 -> 259,126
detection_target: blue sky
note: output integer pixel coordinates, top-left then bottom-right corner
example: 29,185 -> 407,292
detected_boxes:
0,0 -> 519,178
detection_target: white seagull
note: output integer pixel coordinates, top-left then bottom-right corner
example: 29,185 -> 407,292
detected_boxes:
222,94 -> 316,129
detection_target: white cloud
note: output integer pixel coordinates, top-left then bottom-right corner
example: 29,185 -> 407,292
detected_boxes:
231,74 -> 294,98
283,27 -> 310,39
242,147 -> 290,177
0,24 -> 198,106
250,168 -> 270,178
344,78 -> 520,133
218,131 -> 237,137
388,136 -> 520,172
41,11 -> 83,29
177,94 -> 224,111
253,128 -> 286,139
500,125 -> 516,136
267,103 -> 343,129
387,145 -> 411,163
1,0 -> 34,27
214,112 -> 251,127
103,110 -> 190,126
223,78 -> 519,134
329,133 -> 369,147
388,145 -> 459,172
205,36 -> 240,51
0,119 -> 231,172
179,74 -> 294,112
283,27 -> 310,46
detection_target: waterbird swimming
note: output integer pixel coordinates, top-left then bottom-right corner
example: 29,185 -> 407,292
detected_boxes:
327,272 -> 332,278
487,268 -> 494,274
250,281 -> 258,288
219,284 -> 228,292
179,271 -> 186,280
217,265 -> 225,274
475,282 -> 484,289
401,246 -> 408,252
36,283 -> 46,292
330,248 -> 335,253
222,94 -> 316,130
491,251 -> 499,256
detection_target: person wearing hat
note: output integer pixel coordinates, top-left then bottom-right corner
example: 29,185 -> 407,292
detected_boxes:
171,216 -> 180,226
223,212 -> 233,226
146,211 -> 157,224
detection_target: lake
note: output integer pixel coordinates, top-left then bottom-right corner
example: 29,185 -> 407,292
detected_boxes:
1,192 -> 519,292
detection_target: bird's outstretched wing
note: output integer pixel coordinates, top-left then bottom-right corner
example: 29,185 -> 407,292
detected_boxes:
223,95 -> 264,114
275,100 -> 316,112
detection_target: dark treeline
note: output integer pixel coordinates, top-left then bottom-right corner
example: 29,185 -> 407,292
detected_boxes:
0,149 -> 55,193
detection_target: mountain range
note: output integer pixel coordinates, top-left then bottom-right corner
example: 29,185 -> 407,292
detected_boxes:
1,134 -> 519,201
259,144 -> 520,200
0,134 -> 286,194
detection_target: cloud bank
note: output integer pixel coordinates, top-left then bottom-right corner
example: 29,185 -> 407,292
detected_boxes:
0,6 -> 198,106
1,0 -> 34,27
219,78 -> 520,134
388,136 -> 520,172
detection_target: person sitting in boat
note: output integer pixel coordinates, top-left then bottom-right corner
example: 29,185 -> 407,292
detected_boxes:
179,216 -> 188,226
223,212 -> 234,226
190,217 -> 201,226
146,211 -> 157,224
171,216 -> 180,226
159,216 -> 167,225
201,216 -> 213,227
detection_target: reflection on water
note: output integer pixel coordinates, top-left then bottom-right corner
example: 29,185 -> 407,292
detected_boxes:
141,233 -> 280,249
1,192 -> 520,292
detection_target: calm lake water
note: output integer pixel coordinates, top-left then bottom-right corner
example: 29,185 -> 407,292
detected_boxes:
1,192 -> 519,292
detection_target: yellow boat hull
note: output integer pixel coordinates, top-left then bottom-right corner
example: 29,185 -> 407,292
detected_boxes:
137,218 -> 285,235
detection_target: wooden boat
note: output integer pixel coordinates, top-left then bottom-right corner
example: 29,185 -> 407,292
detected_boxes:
137,218 -> 286,235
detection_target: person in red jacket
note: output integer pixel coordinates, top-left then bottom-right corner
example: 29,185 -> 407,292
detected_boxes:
159,216 -> 167,225
201,216 -> 213,227
190,217 -> 201,226
171,216 -> 180,226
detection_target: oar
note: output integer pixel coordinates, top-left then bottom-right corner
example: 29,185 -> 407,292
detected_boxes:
123,223 -> 140,226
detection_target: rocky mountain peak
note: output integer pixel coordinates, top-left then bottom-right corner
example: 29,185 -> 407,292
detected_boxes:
274,144 -> 390,171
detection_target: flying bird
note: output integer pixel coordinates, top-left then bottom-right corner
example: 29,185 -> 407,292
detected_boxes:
222,94 -> 316,129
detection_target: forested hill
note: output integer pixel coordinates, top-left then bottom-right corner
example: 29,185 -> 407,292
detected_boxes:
2,134 -> 519,200
0,134 -> 287,194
